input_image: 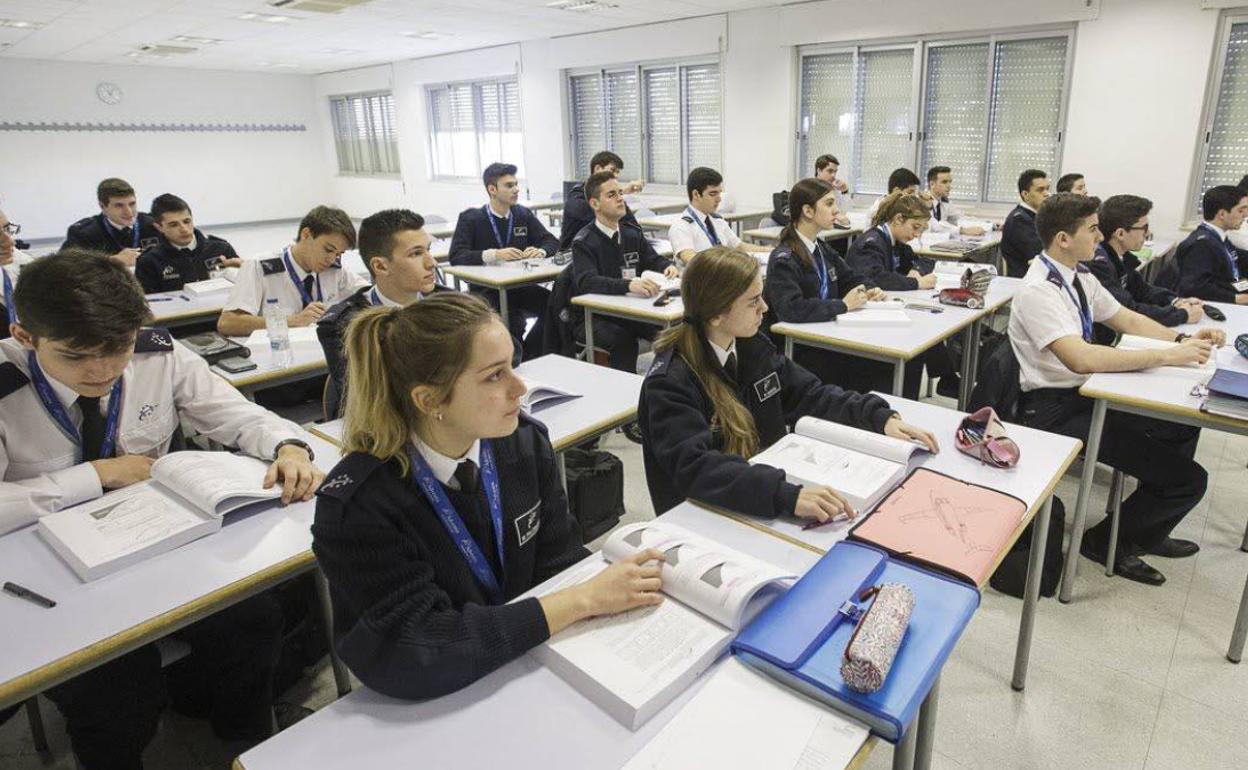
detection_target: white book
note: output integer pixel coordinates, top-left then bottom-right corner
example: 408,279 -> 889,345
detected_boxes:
182,277 -> 234,296
835,307 -> 911,326
934,261 -> 997,276
37,452 -> 281,582
622,658 -> 869,770
1117,334 -> 1215,375
518,377 -> 581,414
641,269 -> 680,293
525,520 -> 795,730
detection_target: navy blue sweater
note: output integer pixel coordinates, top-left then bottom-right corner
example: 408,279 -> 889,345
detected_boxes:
449,205 -> 559,266
846,225 -> 933,291
1000,205 -> 1042,278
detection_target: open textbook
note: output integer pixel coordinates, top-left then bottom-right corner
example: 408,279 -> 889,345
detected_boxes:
1116,334 -> 1216,375
518,376 -> 581,414
640,270 -> 680,293
836,302 -> 910,326
748,417 -> 926,550
526,520 -> 795,730
622,657 -> 869,770
38,452 -> 281,581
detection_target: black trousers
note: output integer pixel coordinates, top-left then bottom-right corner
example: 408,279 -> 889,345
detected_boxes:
1019,388 -> 1207,551
575,314 -> 658,373
44,593 -> 283,770
481,286 -> 549,360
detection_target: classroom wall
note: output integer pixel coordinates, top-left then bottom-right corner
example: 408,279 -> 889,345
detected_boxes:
312,0 -> 1224,235
1,59 -> 330,241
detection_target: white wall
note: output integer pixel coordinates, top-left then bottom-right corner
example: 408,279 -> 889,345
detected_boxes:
1,59 -> 329,241
312,0 -> 1224,235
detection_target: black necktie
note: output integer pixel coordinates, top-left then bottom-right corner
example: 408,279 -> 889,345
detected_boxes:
78,395 -> 106,461
454,460 -> 479,493
934,202 -> 942,221
724,351 -> 738,381
1071,276 -> 1091,337
302,274 -> 316,304
705,216 -> 720,246
611,231 -> 620,247
120,227 -> 133,247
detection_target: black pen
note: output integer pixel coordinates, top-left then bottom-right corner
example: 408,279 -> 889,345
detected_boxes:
4,581 -> 56,608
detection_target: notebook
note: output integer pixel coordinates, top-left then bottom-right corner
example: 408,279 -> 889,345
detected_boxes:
37,452 -> 282,581
1116,334 -> 1215,375
524,520 -> 795,730
182,277 -> 234,296
835,307 -> 911,326
518,377 -> 580,413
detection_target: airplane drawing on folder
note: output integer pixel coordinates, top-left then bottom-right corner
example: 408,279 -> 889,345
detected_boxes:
895,490 -> 996,556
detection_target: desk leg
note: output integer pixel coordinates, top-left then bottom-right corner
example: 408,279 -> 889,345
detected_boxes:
957,323 -> 975,410
967,320 -> 982,398
313,567 -> 353,697
892,359 -> 906,397
1013,496 -> 1053,691
785,336 -> 794,359
1229,569 -> 1248,663
498,287 -> 509,327
1060,397 -> 1107,604
584,309 -> 595,362
557,451 -> 568,493
913,675 -> 940,770
892,715 -> 918,770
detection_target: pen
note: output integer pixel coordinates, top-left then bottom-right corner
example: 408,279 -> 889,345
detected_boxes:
3,581 -> 56,608
801,511 -> 855,531
147,297 -> 175,302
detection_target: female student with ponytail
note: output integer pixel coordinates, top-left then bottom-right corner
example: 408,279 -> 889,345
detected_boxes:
639,246 -> 938,521
312,292 -> 664,699
846,191 -> 938,291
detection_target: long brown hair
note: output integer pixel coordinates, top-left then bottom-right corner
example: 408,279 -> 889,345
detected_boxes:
870,190 -> 929,229
654,247 -> 761,458
778,177 -> 835,270
340,292 -> 497,474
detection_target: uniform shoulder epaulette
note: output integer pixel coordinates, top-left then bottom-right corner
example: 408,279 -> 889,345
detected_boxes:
259,257 -> 285,275
571,225 -> 595,246
134,327 -> 175,353
620,219 -> 645,236
0,362 -> 30,399
316,452 -> 387,502
681,214 -> 695,224
204,234 -> 230,246
646,349 -> 675,378
68,215 -> 97,231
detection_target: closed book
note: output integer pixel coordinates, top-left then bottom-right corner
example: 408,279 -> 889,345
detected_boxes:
1208,368 -> 1248,401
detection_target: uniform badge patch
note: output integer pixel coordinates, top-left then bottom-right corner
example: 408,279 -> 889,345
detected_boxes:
753,372 -> 781,402
514,501 -> 541,547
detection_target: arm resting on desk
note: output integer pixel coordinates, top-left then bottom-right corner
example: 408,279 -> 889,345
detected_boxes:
763,254 -> 848,323
776,351 -> 896,433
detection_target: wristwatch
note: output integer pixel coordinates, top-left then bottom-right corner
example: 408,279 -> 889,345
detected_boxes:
1175,333 -> 1190,343
273,438 -> 315,462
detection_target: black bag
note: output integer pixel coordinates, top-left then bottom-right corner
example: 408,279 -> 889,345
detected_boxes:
563,447 -> 625,542
988,496 -> 1066,599
771,191 -> 791,226
181,331 -> 251,366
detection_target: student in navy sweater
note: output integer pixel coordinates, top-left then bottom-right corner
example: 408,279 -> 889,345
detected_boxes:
450,163 -> 559,359
639,246 -> 937,518
558,150 -> 643,251
1000,169 -> 1050,277
135,193 -> 241,294
1172,185 -> 1248,304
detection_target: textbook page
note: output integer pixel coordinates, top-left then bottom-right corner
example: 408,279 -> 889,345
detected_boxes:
518,377 -> 581,414
150,452 -> 280,517
794,416 -> 923,465
602,521 -> 795,630
622,658 -> 869,770
1117,334 -> 1215,375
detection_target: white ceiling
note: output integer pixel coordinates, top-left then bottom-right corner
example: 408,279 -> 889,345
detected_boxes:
0,0 -> 776,75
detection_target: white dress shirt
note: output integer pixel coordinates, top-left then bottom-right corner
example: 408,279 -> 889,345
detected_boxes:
709,337 -> 736,368
667,208 -> 741,257
414,436 -> 481,491
223,246 -> 365,317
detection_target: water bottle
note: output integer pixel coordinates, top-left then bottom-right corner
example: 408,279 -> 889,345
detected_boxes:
264,298 -> 292,367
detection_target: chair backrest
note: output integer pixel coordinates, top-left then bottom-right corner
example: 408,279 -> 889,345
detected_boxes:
968,333 -> 1021,420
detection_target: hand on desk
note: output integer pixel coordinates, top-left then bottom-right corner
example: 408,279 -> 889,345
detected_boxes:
1190,328 -> 1226,347
1173,298 -> 1204,323
843,285 -> 869,311
541,549 -> 665,634
663,265 -> 680,280
496,247 -> 526,262
866,287 -> 887,301
90,455 -> 156,489
960,225 -> 986,238
264,445 -> 324,504
521,247 -> 547,260
796,487 -> 856,523
1167,337 -> 1214,367
629,277 -> 662,297
884,415 -> 941,454
289,302 -> 327,327
913,272 -> 938,290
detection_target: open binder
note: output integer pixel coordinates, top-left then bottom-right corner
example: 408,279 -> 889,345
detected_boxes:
731,541 -> 978,742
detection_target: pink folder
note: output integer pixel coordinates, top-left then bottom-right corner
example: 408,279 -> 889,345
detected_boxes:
849,468 -> 1028,586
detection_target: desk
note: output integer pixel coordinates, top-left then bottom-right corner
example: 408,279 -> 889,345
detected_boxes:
743,212 -> 871,246
771,278 -> 1021,409
0,436 -> 345,713
211,338 -> 328,398
912,231 -> 1003,264
1065,301 -> 1248,603
425,221 -> 457,240
147,290 -> 230,329
233,502 -> 877,770
635,207 -> 774,235
442,260 -> 566,322
570,293 -> 686,361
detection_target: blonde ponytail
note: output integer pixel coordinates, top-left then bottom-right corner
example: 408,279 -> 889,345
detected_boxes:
871,190 -> 929,229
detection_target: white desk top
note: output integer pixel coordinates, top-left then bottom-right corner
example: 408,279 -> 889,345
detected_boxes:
147,289 -> 230,326
572,292 -> 686,325
771,277 -> 1021,360
743,213 -> 871,244
519,199 -> 563,212
312,355 -> 642,453
235,502 -> 847,770
443,259 -> 566,289
210,336 -> 328,391
0,436 -> 342,709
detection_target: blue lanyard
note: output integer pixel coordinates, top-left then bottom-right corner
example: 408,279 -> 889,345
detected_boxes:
877,225 -> 900,270
1201,223 -> 1240,281
812,242 -> 831,300
27,351 -> 124,461
282,246 -> 322,306
686,207 -> 720,247
104,217 -> 140,249
407,441 -> 506,602
1039,255 -> 1092,342
2,269 -> 14,324
485,206 -> 514,249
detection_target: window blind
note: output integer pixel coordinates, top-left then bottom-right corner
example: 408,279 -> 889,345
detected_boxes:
854,48 -> 916,195
683,63 -> 721,173
984,37 -> 1069,202
569,73 -> 604,178
644,67 -> 682,186
604,70 -> 641,178
798,52 -> 856,180
427,78 -> 523,181
1198,22 -> 1248,208
920,43 -> 989,201
329,92 -> 399,177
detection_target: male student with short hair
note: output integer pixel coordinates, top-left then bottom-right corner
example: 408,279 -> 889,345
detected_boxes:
1172,185 -> 1248,304
1000,169 -> 1051,278
1056,173 -> 1087,195
925,166 -> 986,237
0,204 -> 32,339
559,151 -> 644,250
134,193 -> 242,293
1009,193 -> 1221,586
1089,194 -> 1201,335
1,250 -> 324,768
62,177 -> 160,267
866,167 -> 928,220
570,171 -> 678,377
667,167 -> 770,264
813,154 -> 853,228
218,205 -> 363,336
449,162 -> 559,358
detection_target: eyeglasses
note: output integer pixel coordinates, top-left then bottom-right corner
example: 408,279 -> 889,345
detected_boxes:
0,223 -> 19,236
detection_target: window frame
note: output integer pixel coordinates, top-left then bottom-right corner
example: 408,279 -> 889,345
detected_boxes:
425,75 -> 523,184
1185,10 -> 1248,225
564,56 -> 722,189
795,26 -> 1075,205
328,90 -> 401,180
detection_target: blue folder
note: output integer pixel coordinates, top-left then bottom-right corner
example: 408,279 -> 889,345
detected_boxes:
1208,368 -> 1248,401
731,541 -> 979,742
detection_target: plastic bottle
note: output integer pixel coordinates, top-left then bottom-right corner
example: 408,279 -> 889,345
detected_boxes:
264,297 -> 292,367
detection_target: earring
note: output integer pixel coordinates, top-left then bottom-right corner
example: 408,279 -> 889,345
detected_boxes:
436,412 -> 444,421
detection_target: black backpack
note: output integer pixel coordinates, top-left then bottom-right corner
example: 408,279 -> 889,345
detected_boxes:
563,447 -> 625,542
771,191 -> 791,226
989,496 -> 1066,599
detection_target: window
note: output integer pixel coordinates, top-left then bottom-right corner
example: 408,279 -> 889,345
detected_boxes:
797,30 -> 1072,203
567,60 -> 721,185
427,77 -> 523,181
329,91 -> 399,177
1189,13 -> 1248,221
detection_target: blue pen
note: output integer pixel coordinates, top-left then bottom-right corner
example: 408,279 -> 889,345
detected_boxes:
148,297 -> 175,302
